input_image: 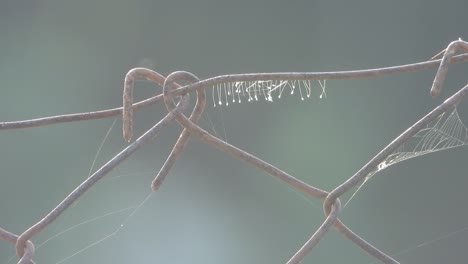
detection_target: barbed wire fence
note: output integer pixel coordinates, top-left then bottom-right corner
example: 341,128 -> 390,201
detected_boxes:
1,39 -> 467,264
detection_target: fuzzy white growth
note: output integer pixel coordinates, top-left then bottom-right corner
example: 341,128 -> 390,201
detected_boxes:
212,79 -> 326,107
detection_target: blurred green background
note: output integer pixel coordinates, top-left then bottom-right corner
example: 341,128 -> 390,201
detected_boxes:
1,0 -> 467,263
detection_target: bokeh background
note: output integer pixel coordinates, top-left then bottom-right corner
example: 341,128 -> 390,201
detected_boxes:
1,0 -> 467,263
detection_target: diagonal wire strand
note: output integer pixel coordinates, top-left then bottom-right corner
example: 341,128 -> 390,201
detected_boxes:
14,95 -> 191,259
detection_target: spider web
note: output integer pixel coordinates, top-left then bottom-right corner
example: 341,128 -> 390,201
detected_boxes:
345,107 -> 468,207
5,104 -> 467,264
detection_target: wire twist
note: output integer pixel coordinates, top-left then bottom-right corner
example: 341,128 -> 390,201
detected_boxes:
151,71 -> 206,191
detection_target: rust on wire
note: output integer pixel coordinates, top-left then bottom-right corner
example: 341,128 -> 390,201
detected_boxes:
430,38 -> 468,97
1,39 -> 467,264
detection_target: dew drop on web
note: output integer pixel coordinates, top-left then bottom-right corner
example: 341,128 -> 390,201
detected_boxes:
378,161 -> 388,171
267,94 -> 273,102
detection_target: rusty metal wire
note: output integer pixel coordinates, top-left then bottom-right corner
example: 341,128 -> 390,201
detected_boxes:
1,39 -> 467,264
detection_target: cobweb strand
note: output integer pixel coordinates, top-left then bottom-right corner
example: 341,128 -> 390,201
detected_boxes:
345,107 -> 468,208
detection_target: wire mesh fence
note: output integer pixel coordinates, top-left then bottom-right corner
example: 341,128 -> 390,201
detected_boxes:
1,39 -> 468,264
